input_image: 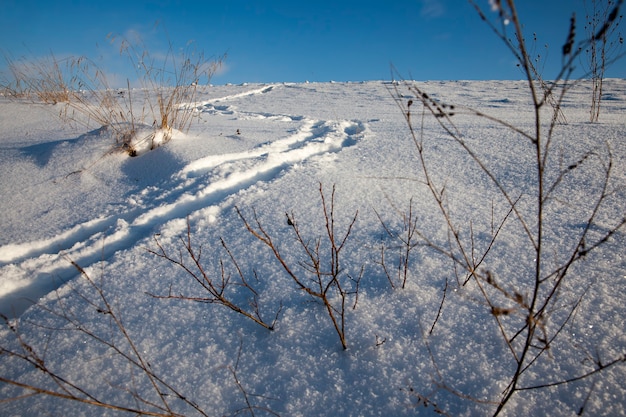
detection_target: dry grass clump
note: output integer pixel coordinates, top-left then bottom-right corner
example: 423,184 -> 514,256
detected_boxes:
2,37 -> 224,156
1,53 -> 74,103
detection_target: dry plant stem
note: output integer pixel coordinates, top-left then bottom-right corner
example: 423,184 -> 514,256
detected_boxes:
148,219 -> 279,331
402,383 -> 452,417
236,183 -> 360,350
0,375 -> 174,417
9,53 -> 75,104
114,34 -> 225,133
389,1 -> 625,415
3,36 -> 224,156
374,198 -> 419,289
0,257 -> 208,416
63,258 -> 209,416
585,0 -> 624,122
396,78 -> 623,411
493,3 -> 624,414
225,339 -> 281,417
518,354 -> 626,391
496,3 -> 546,413
389,81 -> 520,345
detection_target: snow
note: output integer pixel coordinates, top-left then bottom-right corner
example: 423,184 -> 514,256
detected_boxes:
0,79 -> 625,416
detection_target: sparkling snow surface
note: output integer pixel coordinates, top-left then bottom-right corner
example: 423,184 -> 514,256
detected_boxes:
0,80 -> 625,416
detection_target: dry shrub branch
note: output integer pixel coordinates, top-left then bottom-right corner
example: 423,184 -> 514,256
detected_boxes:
0,258 -> 210,417
386,0 -> 626,415
147,218 -> 281,331
583,0 -> 624,122
0,256 -> 280,416
223,338 -> 281,417
236,183 -> 362,350
375,198 -> 420,290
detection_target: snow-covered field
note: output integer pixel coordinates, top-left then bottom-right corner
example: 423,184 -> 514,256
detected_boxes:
0,79 -> 624,416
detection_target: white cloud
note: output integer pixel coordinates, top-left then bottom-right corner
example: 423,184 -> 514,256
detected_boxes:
420,0 -> 445,18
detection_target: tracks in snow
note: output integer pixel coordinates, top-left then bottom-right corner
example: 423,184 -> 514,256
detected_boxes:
0,84 -> 369,317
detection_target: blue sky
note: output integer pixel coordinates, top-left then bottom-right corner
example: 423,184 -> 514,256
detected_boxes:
1,0 -> 624,86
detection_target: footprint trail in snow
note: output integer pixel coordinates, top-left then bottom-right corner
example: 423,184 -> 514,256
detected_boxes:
0,84 -> 369,317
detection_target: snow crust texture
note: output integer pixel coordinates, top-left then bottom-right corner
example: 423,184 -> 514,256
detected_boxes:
0,80 -> 625,416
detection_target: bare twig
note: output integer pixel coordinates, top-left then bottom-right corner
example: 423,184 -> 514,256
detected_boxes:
389,1 -> 625,415
147,218 -> 279,331
0,257 -> 210,416
236,183 -> 361,350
